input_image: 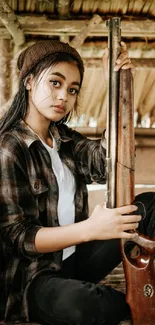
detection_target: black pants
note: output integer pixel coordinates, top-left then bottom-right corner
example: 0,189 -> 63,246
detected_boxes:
28,192 -> 155,325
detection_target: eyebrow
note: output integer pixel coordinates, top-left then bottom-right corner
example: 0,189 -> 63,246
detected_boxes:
50,72 -> 80,87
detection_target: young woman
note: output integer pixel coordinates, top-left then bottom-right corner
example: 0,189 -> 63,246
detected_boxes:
0,40 -> 155,325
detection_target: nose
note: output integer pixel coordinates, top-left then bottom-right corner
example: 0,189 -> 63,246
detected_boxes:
57,88 -> 68,102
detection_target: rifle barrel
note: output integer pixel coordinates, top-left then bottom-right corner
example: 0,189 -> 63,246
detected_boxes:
106,17 -> 121,208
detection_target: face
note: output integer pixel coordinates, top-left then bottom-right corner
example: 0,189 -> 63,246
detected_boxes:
26,61 -> 81,123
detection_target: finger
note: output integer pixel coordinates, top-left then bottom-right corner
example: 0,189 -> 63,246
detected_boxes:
116,51 -> 128,64
114,58 -> 132,71
115,205 -> 138,215
121,63 -> 135,71
122,222 -> 139,231
121,214 -> 142,223
120,231 -> 138,239
121,63 -> 134,70
120,63 -> 136,78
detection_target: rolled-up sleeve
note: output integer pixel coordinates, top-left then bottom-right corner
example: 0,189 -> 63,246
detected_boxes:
0,151 -> 42,259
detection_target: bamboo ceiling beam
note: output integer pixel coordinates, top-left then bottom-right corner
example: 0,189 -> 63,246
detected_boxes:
0,0 -> 25,47
57,0 -> 70,18
77,41 -> 155,57
83,58 -> 155,69
78,47 -> 155,59
70,15 -> 103,49
0,31 -> 154,58
0,16 -> 154,38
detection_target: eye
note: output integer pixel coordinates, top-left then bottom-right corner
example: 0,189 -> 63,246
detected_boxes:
69,88 -> 79,95
50,80 -> 61,87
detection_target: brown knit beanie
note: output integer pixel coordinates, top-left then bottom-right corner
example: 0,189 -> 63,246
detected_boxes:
17,40 -> 84,82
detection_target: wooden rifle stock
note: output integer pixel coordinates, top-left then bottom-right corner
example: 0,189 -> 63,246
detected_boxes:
106,17 -> 155,325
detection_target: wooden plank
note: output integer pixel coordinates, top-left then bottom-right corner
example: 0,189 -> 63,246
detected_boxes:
78,44 -> 155,59
75,127 -> 155,148
0,34 -> 154,59
135,147 -> 155,183
82,58 -> 155,68
0,16 -> 154,37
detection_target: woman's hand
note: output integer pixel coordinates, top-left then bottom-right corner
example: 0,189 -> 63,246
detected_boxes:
114,41 -> 135,72
86,204 -> 141,241
102,41 -> 136,82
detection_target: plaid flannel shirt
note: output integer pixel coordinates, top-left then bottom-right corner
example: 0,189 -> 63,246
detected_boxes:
0,120 -> 106,322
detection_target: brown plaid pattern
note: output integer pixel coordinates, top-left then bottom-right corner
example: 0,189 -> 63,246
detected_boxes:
0,121 -> 106,322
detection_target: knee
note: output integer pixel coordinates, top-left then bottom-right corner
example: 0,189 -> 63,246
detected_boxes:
134,192 -> 155,208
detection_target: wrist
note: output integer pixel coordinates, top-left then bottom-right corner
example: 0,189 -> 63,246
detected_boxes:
80,219 -> 93,243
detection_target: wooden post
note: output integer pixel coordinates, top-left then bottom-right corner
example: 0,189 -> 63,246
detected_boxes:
70,15 -> 103,49
0,0 -> 25,47
11,45 -> 26,97
0,39 -> 12,117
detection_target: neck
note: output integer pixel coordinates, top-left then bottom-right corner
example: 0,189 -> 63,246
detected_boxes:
24,110 -> 53,147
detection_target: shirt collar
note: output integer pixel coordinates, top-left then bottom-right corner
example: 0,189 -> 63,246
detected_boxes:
16,120 -> 72,151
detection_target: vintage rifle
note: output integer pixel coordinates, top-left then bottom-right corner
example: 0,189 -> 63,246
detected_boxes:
106,17 -> 155,325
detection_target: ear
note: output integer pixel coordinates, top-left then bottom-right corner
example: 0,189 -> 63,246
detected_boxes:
24,74 -> 33,90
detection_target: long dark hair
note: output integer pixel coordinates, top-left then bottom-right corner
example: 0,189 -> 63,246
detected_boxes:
0,53 -> 82,134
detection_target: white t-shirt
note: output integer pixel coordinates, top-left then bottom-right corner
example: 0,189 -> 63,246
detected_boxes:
39,136 -> 76,260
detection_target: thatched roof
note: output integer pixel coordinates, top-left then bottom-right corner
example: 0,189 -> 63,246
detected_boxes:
3,0 -> 155,18
0,0 -> 155,129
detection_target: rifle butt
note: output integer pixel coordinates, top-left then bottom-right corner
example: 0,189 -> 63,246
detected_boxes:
122,235 -> 155,325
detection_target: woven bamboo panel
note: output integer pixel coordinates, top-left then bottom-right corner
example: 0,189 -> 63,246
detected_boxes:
101,262 -> 126,293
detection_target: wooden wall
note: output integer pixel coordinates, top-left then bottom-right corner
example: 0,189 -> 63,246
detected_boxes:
135,147 -> 155,184
88,146 -> 155,213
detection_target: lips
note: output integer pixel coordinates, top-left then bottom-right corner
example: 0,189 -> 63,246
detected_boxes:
53,105 -> 65,113
55,105 -> 64,110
